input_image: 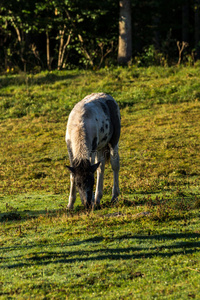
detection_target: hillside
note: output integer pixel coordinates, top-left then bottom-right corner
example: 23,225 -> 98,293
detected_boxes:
0,66 -> 200,299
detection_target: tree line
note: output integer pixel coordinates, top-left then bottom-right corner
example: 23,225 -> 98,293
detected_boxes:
1,0 -> 200,73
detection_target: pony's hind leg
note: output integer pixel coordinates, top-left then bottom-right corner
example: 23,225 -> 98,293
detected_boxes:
110,145 -> 120,202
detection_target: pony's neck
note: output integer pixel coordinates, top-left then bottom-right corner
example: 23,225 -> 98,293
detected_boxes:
71,125 -> 89,161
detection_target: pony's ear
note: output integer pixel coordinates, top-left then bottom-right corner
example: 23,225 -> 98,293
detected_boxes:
90,161 -> 101,173
66,166 -> 75,174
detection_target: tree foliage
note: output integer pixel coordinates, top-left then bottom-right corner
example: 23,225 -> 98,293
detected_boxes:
0,0 -> 200,72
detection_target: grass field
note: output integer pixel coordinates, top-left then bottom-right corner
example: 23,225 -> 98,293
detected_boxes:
0,66 -> 200,299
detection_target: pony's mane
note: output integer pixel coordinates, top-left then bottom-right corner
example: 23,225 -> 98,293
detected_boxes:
70,121 -> 89,161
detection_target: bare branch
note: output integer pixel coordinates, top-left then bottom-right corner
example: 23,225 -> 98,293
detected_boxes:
9,15 -> 21,43
177,41 -> 189,65
78,34 -> 94,66
98,41 -> 114,69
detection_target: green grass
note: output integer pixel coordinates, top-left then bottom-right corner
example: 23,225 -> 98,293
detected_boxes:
0,66 -> 200,299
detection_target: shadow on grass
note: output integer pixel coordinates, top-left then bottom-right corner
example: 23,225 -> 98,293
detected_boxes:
0,195 -> 196,222
1,232 -> 200,269
0,209 -> 62,222
0,72 -> 81,88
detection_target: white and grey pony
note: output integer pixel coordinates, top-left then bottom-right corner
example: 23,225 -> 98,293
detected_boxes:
65,93 -> 120,209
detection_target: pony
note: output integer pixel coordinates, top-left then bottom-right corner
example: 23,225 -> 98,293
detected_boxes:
65,93 -> 120,209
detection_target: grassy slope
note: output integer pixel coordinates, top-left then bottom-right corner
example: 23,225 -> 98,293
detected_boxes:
0,66 -> 200,299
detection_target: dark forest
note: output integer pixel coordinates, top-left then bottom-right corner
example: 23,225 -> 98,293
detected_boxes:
1,0 -> 200,72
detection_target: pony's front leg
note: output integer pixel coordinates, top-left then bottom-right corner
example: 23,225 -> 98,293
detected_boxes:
67,173 -> 76,209
95,158 -> 105,207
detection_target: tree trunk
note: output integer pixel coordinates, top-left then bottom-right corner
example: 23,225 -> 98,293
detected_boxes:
57,27 -> 71,70
118,0 -> 132,65
152,15 -> 160,50
182,0 -> 189,43
10,15 -> 26,71
46,30 -> 51,70
4,47 -> 8,70
195,0 -> 200,59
